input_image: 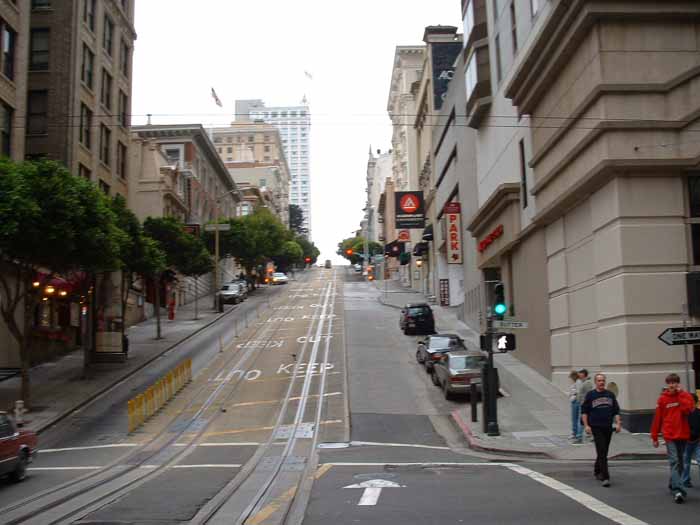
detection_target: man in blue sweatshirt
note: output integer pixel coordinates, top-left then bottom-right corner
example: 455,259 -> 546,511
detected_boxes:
681,393 -> 700,488
581,373 -> 622,487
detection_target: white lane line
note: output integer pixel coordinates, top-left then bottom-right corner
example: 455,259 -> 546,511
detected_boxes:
28,466 -> 104,471
324,462 -> 513,467
506,465 -> 648,525
39,444 -> 140,453
173,442 -> 261,447
349,441 -> 451,451
358,487 -> 382,506
171,464 -> 242,469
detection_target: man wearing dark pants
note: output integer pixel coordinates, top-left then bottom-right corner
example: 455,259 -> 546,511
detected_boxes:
581,373 -> 621,487
651,373 -> 695,503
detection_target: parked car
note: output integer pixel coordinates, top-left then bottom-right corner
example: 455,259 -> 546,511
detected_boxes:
228,279 -> 249,299
324,260 -> 332,268
399,303 -> 435,335
0,412 -> 37,482
271,272 -> 289,285
415,334 -> 466,373
219,283 -> 245,304
354,263 -> 362,272
432,350 -> 486,400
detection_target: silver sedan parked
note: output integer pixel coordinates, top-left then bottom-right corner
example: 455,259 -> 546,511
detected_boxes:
431,350 -> 486,400
415,334 -> 465,374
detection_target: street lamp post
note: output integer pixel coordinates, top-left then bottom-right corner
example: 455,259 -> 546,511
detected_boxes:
212,188 -> 239,311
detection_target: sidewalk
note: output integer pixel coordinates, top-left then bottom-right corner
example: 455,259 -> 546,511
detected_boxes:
0,289 -> 272,434
375,279 -> 665,461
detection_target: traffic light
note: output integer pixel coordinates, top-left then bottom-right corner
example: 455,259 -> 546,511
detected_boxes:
304,257 -> 311,263
493,282 -> 506,319
346,248 -> 353,256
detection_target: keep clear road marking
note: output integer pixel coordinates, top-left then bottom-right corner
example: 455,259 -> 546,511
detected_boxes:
344,479 -> 405,506
506,465 -> 648,525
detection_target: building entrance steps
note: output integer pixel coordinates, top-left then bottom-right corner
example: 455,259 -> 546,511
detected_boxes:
0,287 -> 272,434
373,279 -> 664,460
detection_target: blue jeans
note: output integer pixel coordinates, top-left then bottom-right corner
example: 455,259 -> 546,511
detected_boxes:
667,440 -> 687,495
570,400 -> 582,439
682,441 -> 699,486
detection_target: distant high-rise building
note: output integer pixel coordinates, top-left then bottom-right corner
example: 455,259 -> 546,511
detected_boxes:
235,99 -> 312,238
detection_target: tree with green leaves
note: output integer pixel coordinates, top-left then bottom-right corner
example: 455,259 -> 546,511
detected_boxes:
295,236 -> 320,264
273,240 -> 304,272
177,236 -> 213,320
0,159 -> 125,405
143,217 -> 202,338
110,195 -> 167,342
337,236 -> 383,264
289,204 -> 307,236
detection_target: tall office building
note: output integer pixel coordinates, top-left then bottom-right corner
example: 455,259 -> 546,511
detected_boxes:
235,99 -> 312,238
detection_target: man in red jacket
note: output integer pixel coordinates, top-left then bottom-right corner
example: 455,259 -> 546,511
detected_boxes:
651,373 -> 695,503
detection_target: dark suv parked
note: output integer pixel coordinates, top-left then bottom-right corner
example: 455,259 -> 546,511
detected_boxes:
399,303 -> 435,335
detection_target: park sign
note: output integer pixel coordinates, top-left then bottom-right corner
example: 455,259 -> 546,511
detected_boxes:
444,202 -> 462,264
658,327 -> 700,346
395,191 -> 425,229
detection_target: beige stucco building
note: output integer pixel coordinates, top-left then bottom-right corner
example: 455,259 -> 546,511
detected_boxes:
210,123 -> 290,227
458,0 -> 700,430
365,148 -> 392,244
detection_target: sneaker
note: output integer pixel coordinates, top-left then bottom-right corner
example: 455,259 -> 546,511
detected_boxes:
602,479 -> 611,487
674,492 -> 685,504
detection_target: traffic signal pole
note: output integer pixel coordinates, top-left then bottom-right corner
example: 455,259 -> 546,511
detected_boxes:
482,280 -> 502,436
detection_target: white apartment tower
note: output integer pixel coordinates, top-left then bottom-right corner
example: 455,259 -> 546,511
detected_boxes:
236,99 -> 312,238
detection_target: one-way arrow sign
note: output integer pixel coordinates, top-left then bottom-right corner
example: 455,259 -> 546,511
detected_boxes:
343,479 -> 405,506
658,327 -> 700,346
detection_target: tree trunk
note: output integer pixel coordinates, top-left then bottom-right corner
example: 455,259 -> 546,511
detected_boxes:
194,276 -> 199,320
20,273 -> 34,408
154,273 -> 162,340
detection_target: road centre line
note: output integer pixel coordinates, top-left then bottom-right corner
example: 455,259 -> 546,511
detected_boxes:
227,391 -> 342,408
199,419 -> 343,438
506,465 -> 648,525
39,444 -> 141,453
348,441 -> 451,451
173,442 -> 261,447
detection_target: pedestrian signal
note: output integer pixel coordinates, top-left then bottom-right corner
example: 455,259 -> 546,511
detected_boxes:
495,333 -> 516,351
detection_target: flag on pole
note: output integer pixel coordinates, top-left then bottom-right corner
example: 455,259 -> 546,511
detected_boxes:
304,70 -> 313,80
211,87 -> 222,107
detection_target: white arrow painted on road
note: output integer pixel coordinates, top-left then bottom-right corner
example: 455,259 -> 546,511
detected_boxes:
343,479 -> 404,506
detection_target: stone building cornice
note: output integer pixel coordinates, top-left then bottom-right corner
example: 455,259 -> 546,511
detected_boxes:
504,0 -> 700,115
466,183 -> 520,236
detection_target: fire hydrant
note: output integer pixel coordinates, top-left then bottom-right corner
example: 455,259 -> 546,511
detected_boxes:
167,297 -> 176,321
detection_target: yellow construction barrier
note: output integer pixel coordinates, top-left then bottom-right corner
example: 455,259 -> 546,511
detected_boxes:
127,358 -> 193,433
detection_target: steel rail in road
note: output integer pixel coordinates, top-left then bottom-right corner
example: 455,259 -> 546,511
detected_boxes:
0,275 -> 315,524
192,269 -> 340,525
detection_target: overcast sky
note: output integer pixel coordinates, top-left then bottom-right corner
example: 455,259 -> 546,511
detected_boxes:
132,0 -> 462,264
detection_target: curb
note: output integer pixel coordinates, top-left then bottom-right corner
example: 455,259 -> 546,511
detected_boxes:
450,410 -> 555,460
451,410 -> 666,462
34,294 -> 248,435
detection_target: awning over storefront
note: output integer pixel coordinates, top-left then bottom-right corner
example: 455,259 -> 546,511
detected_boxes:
422,223 -> 434,241
413,242 -> 429,256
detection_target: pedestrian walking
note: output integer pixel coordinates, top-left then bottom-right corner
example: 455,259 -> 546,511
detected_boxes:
651,373 -> 695,503
681,393 -> 700,488
569,370 -> 583,443
576,369 -> 593,442
581,373 -> 621,487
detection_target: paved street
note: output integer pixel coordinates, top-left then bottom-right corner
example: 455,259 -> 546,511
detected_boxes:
0,268 -> 696,525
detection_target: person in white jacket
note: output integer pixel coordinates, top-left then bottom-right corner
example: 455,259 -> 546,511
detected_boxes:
569,370 -> 582,442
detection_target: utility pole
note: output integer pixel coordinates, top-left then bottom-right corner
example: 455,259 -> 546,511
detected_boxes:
482,280 -> 505,436
211,188 -> 238,311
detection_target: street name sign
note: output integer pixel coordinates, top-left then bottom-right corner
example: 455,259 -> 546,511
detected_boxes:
204,223 -> 231,232
492,320 -> 529,329
658,327 -> 700,346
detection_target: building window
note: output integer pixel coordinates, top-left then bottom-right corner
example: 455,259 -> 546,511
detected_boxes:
492,0 -> 499,19
101,69 -> 112,110
259,178 -> 266,187
530,0 -> 540,17
99,180 -> 110,195
464,0 -> 474,39
79,104 -> 92,148
103,16 -> 114,56
27,91 -> 48,135
495,35 -> 503,84
264,145 -> 270,152
510,1 -> 518,54
83,0 -> 96,31
119,39 -> 129,77
120,0 -> 128,16
0,101 -> 11,157
226,146 -> 232,153
248,135 -> 254,142
78,163 -> 91,180
519,139 -> 528,208
116,141 -> 127,178
32,0 -> 52,7
99,124 -> 111,165
81,44 -> 94,88
29,29 -> 49,71
118,91 -> 128,127
1,22 -> 16,80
